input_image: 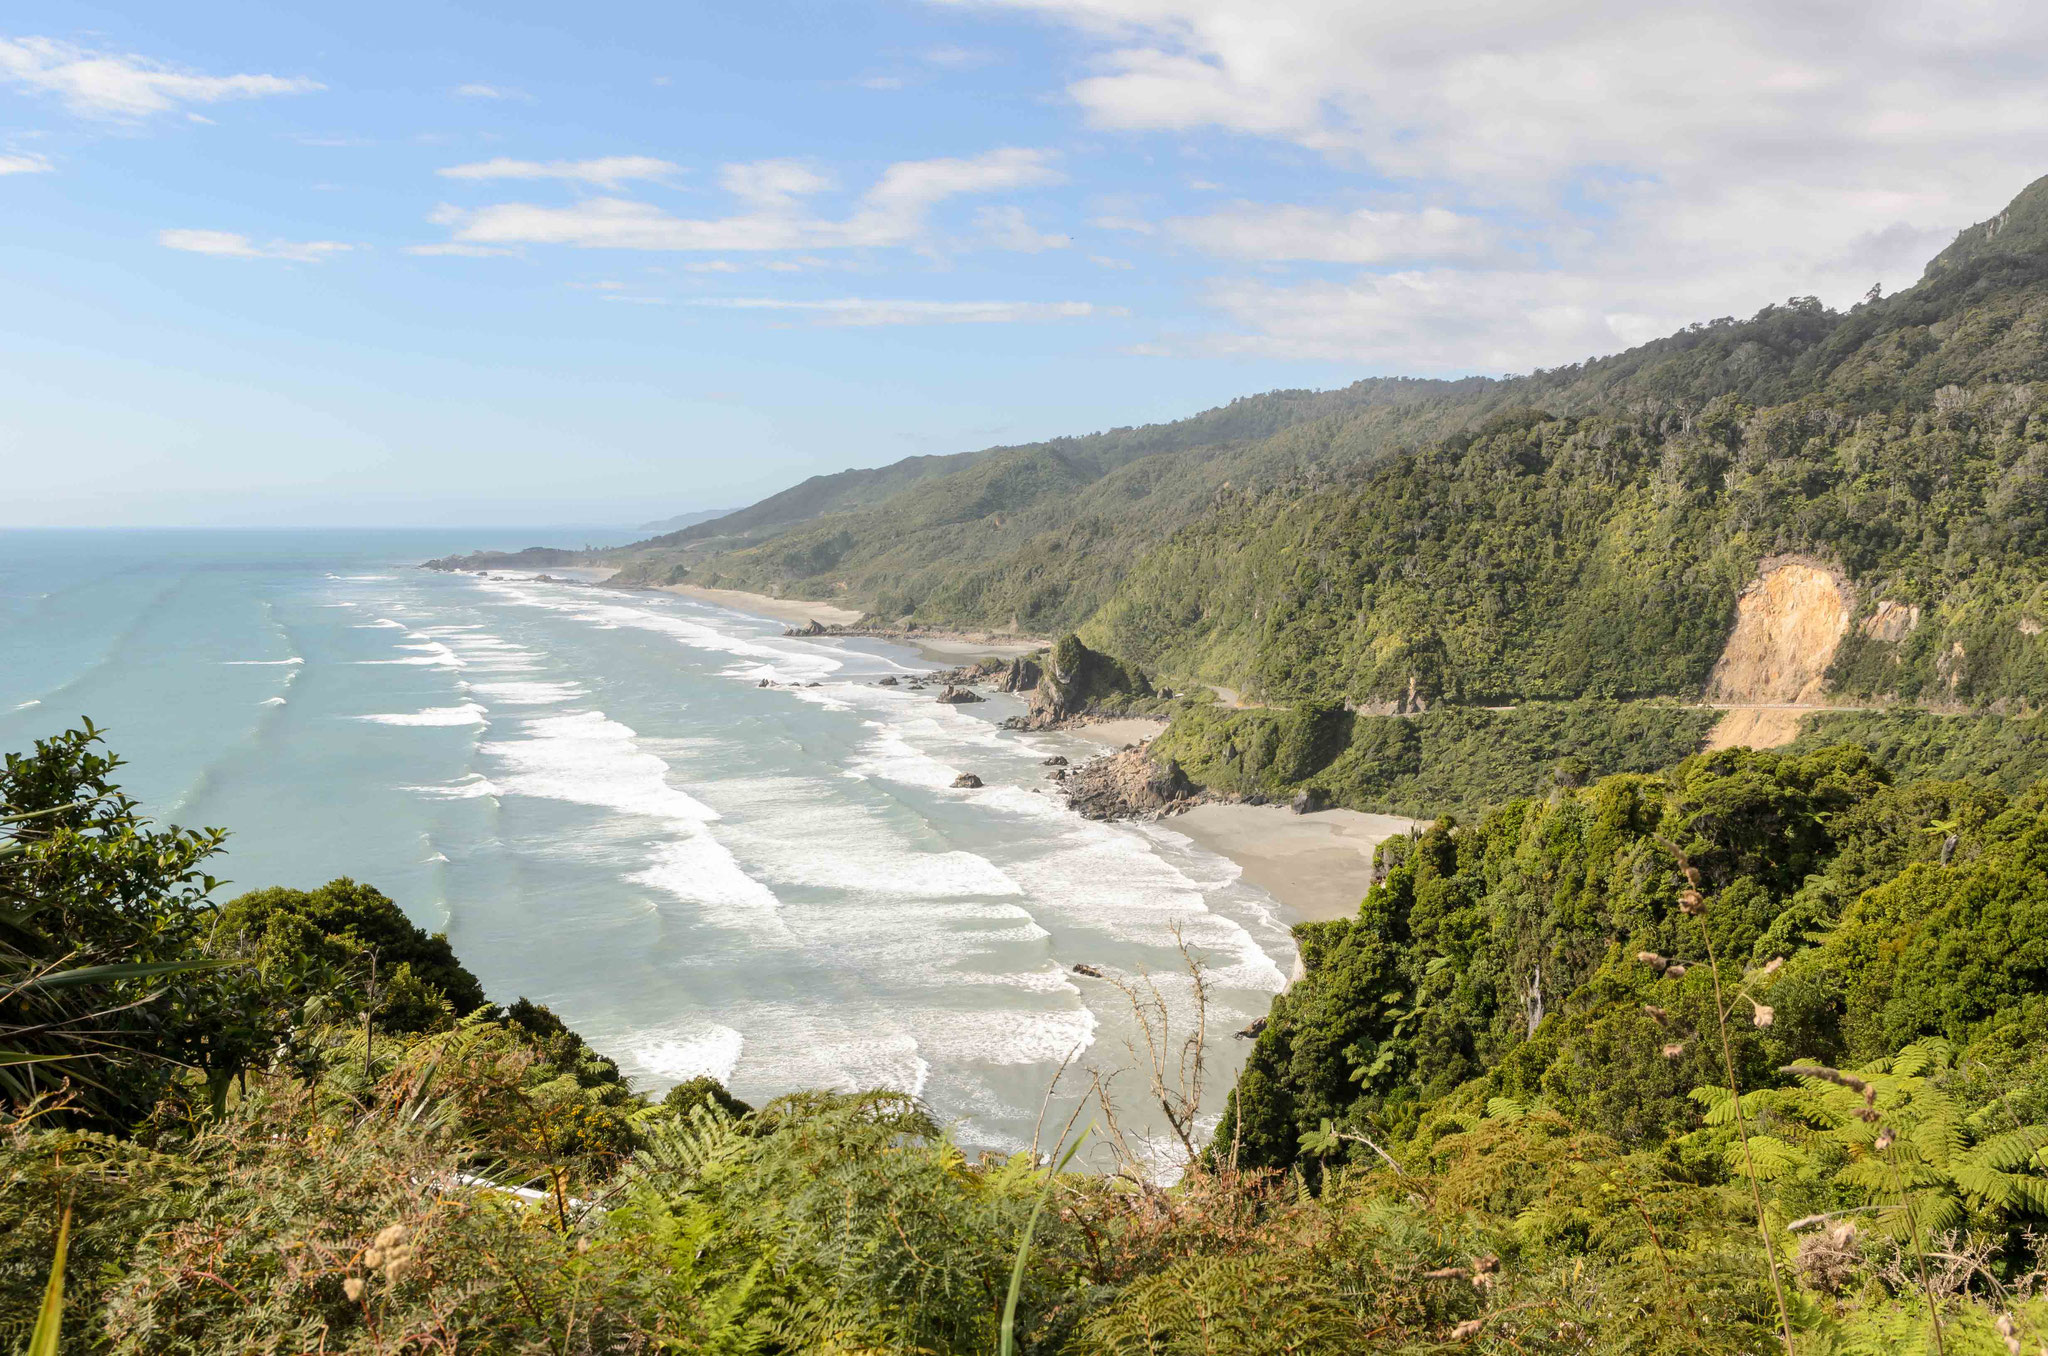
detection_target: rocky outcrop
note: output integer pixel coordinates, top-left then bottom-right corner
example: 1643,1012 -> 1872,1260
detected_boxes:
1013,634 -> 1154,731
1040,755 -> 1068,767
935,685 -> 984,705
951,773 -> 984,789
997,656 -> 1044,693
1860,600 -> 1922,643
421,546 -> 588,572
1705,557 -> 1855,705
1057,746 -> 1198,821
876,675 -> 899,686
784,619 -> 828,636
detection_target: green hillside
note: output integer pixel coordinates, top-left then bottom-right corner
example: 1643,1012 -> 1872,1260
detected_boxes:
606,376 -> 1496,626
1085,186 -> 2048,709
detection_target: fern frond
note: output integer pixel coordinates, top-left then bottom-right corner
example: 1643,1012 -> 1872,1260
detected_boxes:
1960,1124 -> 2048,1174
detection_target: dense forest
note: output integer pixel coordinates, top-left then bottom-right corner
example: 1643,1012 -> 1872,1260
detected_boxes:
9,719 -> 2048,1352
595,181 -> 2048,728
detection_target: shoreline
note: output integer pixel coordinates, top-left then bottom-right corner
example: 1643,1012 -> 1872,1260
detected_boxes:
1162,804 -> 1419,924
625,577 -> 1409,930
653,584 -> 1043,662
656,583 -> 865,628
1063,717 -> 1171,749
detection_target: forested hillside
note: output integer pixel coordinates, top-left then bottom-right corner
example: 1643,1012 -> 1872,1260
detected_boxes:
607,376 -> 1495,626
604,177 -> 2048,731
1086,182 -> 2048,708
11,722 -> 2048,1353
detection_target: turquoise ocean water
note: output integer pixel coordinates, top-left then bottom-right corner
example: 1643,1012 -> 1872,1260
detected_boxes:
0,529 -> 1295,1165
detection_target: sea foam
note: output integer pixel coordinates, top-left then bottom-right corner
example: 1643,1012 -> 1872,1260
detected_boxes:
357,703 -> 489,727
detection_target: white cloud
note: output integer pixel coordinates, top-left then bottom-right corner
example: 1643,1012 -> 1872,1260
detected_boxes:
429,147 -> 1063,253
159,229 -> 353,262
0,151 -> 52,174
0,36 -> 320,120
924,45 -> 995,68
1088,214 -> 1153,234
1089,254 -> 1134,269
1167,203 -> 1492,263
976,204 -> 1070,252
454,83 -> 527,100
1197,267 -> 1743,372
439,155 -> 680,188
405,241 -> 518,257
952,0 -> 2048,370
689,297 -> 1110,326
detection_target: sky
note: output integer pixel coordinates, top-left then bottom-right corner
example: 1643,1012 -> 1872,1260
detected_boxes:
5,1 -> 2047,528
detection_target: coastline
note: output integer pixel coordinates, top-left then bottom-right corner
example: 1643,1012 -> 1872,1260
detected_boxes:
1064,717 -> 1171,749
657,583 -> 865,628
653,584 -> 1042,663
1162,804 -> 1418,924
651,579 -> 1403,930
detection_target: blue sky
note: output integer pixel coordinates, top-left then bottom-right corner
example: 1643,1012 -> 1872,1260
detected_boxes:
5,1 -> 2045,527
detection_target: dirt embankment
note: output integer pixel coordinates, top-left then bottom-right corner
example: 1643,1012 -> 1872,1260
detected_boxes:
1701,557 -> 1856,751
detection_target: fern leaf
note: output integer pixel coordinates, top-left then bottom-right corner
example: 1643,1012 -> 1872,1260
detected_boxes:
1961,1125 -> 2048,1174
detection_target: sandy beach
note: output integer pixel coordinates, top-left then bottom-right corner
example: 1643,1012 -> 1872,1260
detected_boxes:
899,634 -> 1045,663
1067,717 -> 1170,749
658,583 -> 865,628
1164,804 -> 1419,924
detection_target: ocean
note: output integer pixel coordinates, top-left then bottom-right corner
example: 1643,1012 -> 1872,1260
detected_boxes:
0,528 -> 1296,1166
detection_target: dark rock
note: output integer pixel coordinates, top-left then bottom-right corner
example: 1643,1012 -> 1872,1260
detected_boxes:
784,619 -> 827,637
1041,755 -> 1068,767
1291,786 -> 1329,815
1234,1016 -> 1268,1040
1057,749 -> 1198,821
1072,962 -> 1105,979
952,773 -> 984,789
998,655 -> 1045,693
877,675 -> 900,687
935,685 -> 985,705
805,681 -> 821,688
756,678 -> 772,688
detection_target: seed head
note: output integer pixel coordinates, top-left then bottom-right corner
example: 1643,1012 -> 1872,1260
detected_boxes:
1679,888 -> 1705,915
1782,1065 -> 1869,1095
1642,1004 -> 1668,1025
344,1276 -> 366,1302
1875,1128 -> 1896,1151
1752,1004 -> 1775,1028
1637,951 -> 1669,972
1761,957 -> 1785,976
1664,963 -> 1688,980
1451,1319 -> 1485,1341
1662,1042 -> 1686,1059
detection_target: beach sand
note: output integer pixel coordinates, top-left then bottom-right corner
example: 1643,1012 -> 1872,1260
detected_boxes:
659,584 -> 865,628
900,634 -> 1045,663
1067,717 -> 1171,749
1164,804 -> 1419,924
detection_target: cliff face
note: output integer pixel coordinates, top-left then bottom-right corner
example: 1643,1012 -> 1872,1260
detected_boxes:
1704,558 -> 1855,705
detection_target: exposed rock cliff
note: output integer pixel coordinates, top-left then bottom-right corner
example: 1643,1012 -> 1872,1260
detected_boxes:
1704,557 -> 1855,705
